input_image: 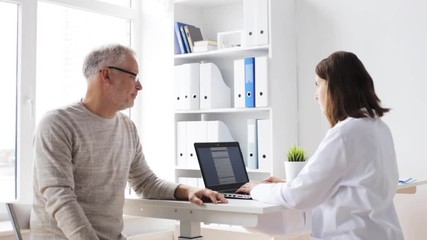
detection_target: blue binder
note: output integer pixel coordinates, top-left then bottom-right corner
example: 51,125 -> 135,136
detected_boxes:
245,57 -> 255,108
174,22 -> 192,54
180,25 -> 192,53
174,22 -> 186,54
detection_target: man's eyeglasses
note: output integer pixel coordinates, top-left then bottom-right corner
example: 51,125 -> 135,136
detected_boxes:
107,66 -> 140,82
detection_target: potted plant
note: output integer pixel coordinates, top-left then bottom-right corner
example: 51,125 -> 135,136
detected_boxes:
284,145 -> 308,181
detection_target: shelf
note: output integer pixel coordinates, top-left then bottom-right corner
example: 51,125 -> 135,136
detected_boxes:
175,167 -> 271,181
175,107 -> 271,115
174,0 -> 241,9
174,45 -> 269,63
173,0 -> 298,183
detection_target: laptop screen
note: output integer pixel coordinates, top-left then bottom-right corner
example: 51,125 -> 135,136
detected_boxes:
194,142 -> 249,192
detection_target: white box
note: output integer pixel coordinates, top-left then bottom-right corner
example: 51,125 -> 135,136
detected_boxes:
217,30 -> 243,49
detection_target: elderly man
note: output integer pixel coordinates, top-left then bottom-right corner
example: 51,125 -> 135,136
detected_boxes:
31,44 -> 226,240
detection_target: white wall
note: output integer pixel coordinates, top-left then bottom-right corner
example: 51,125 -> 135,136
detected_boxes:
137,0 -> 427,238
138,0 -> 175,181
296,1 -> 427,239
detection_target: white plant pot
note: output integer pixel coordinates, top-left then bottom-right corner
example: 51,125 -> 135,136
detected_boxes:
284,161 -> 306,182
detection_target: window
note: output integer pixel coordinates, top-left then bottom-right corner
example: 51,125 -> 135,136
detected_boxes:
36,2 -> 132,122
0,2 -> 18,202
0,1 -> 139,220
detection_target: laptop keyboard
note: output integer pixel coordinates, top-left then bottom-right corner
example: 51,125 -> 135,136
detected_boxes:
223,192 -> 252,200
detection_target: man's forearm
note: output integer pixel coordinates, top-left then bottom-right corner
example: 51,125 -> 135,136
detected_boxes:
174,184 -> 193,200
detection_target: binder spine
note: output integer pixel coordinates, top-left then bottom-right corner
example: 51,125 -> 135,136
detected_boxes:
234,59 -> 245,108
180,25 -> 191,53
255,56 -> 268,107
247,119 -> 258,169
245,57 -> 255,108
174,22 -> 186,54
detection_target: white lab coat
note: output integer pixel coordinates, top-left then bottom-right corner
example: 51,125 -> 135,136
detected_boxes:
251,117 -> 404,240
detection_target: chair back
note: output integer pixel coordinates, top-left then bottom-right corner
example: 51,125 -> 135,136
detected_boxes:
5,203 -> 31,240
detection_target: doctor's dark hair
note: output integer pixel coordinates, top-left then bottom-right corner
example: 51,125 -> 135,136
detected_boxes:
315,51 -> 390,127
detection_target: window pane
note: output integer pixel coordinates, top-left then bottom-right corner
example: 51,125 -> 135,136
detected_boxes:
0,2 -> 18,201
36,2 -> 131,122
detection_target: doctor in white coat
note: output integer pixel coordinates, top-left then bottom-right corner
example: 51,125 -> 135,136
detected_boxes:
238,51 -> 404,240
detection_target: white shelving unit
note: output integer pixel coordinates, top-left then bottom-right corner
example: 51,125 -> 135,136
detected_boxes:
173,0 -> 298,184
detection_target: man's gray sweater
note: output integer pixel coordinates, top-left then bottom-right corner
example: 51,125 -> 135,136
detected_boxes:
31,101 -> 178,239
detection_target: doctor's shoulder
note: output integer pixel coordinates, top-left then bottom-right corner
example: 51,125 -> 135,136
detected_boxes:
335,117 -> 387,143
323,117 -> 367,140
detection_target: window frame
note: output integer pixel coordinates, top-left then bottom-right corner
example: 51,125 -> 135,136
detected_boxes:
0,0 -> 141,221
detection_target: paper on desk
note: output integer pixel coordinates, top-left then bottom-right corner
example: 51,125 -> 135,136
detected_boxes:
399,178 -> 417,184
244,209 -> 307,236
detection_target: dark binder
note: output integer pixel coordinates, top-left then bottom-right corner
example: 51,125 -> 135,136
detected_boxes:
184,25 -> 204,53
180,25 -> 192,53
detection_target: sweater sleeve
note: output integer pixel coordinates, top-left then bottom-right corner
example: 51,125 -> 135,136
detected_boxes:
34,112 -> 99,240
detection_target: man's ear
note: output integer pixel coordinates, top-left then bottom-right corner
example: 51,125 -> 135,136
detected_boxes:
99,68 -> 111,83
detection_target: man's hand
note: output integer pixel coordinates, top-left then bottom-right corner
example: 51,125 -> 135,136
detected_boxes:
175,184 -> 228,206
189,188 -> 228,206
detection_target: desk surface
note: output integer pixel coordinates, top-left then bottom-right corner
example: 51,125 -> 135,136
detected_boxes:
397,179 -> 427,189
125,179 -> 427,213
123,198 -> 307,234
396,179 -> 427,194
125,198 -> 285,214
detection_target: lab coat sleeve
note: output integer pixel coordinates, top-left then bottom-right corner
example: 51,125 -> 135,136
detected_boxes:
251,127 -> 348,210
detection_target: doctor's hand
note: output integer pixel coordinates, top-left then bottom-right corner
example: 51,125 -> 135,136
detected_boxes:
262,176 -> 286,183
175,185 -> 228,206
236,181 -> 260,194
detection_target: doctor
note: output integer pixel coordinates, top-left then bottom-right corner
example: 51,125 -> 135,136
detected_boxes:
238,51 -> 404,240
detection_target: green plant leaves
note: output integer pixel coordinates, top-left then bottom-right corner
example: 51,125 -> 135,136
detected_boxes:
287,145 -> 307,162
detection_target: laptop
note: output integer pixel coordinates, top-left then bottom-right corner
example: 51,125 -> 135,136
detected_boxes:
194,142 -> 252,200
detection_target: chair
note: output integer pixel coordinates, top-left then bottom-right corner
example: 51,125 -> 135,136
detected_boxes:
5,203 -> 31,240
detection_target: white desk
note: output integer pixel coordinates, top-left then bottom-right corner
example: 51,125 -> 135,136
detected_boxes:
123,198 -> 306,240
396,179 -> 427,194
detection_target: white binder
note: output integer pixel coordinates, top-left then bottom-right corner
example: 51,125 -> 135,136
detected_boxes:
176,121 -> 187,167
257,119 -> 272,171
174,63 -> 200,110
186,121 -> 206,168
247,119 -> 258,169
174,65 -> 185,110
255,56 -> 269,107
255,0 -> 269,45
243,0 -> 269,47
200,63 -> 231,109
177,120 -> 234,168
233,59 -> 245,108
206,121 -> 234,142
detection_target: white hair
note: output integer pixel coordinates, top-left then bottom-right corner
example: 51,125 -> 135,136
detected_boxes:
82,44 -> 135,79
